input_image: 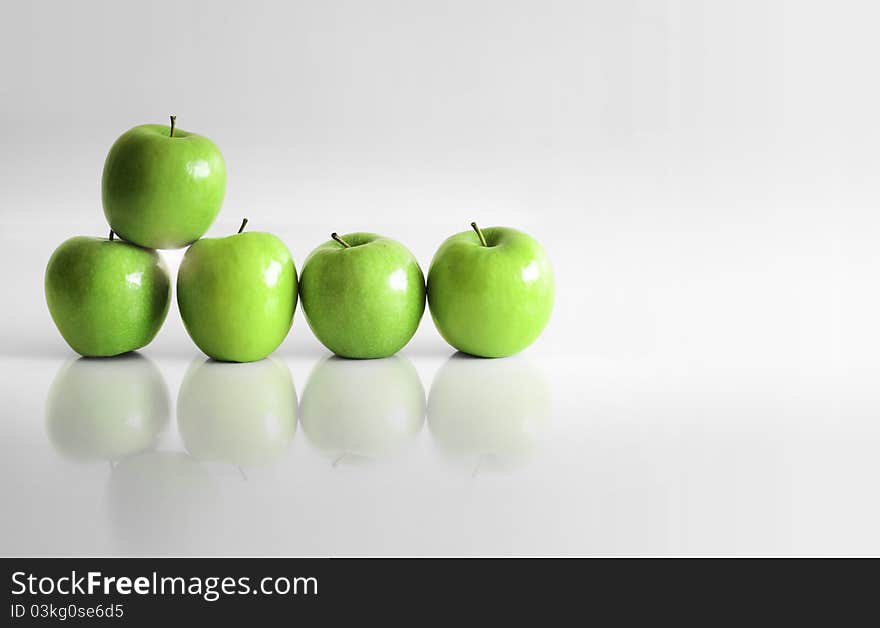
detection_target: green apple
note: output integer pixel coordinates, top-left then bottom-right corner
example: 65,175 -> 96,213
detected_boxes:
46,354 -> 170,463
301,356 -> 425,464
427,223 -> 554,358
101,116 -> 226,249
45,234 -> 171,357
427,353 -> 551,471
299,232 -> 425,358
177,219 -> 297,362
177,357 -> 297,468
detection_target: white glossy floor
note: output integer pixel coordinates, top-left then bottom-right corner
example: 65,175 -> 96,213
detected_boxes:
2,215 -> 879,556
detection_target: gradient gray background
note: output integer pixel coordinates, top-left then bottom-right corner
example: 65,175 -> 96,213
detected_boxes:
1,1 -> 879,555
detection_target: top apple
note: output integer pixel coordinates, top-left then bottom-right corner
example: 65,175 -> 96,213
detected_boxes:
102,116 -> 226,249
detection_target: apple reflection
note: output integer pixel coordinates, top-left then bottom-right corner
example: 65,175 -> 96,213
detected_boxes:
45,353 -> 170,463
177,357 -> 297,469
427,353 -> 551,471
106,451 -> 218,554
300,356 -> 425,465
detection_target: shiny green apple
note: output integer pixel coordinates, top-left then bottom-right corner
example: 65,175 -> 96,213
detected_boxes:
427,223 -> 554,358
301,356 -> 425,464
299,232 -> 425,358
428,353 -> 551,471
45,354 -> 170,463
102,116 -> 226,249
45,235 -> 171,357
177,357 -> 297,468
177,220 -> 297,362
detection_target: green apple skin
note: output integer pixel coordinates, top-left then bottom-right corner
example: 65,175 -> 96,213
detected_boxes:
427,226 -> 554,358
177,357 -> 297,467
45,236 -> 171,357
301,356 -> 425,462
427,353 -> 550,471
177,231 -> 297,363
102,123 -> 226,249
46,354 -> 170,463
299,233 -> 425,359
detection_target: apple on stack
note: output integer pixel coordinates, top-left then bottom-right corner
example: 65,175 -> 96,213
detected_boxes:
102,116 -> 226,250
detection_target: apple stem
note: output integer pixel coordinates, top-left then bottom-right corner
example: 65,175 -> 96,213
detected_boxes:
472,455 -> 484,478
169,115 -> 177,138
238,465 -> 248,481
470,221 -> 488,247
238,217 -> 248,233
331,232 -> 352,248
109,230 -> 115,241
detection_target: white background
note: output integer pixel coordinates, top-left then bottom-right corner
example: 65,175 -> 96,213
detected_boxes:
1,1 -> 879,555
